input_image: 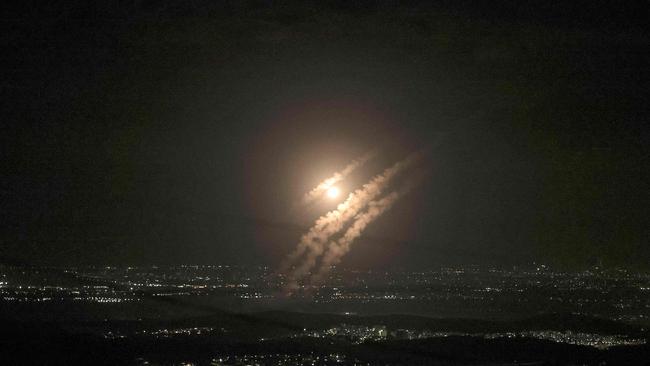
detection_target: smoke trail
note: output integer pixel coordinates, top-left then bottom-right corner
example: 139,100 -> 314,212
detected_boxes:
309,172 -> 427,286
310,191 -> 403,285
299,150 -> 376,207
281,152 -> 421,293
310,171 -> 428,285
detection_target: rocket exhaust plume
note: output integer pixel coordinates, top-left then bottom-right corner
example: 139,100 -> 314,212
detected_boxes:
299,150 -> 376,207
311,180 -> 418,285
281,152 -> 421,293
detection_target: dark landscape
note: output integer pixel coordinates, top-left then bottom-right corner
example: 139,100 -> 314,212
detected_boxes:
3,1 -> 648,365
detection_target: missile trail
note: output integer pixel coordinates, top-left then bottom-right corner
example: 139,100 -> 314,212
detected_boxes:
281,152 -> 421,293
299,150 -> 376,207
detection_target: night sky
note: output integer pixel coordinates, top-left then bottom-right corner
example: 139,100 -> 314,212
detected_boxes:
3,2 -> 649,270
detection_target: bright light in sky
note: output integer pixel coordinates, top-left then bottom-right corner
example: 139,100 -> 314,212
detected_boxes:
326,186 -> 340,199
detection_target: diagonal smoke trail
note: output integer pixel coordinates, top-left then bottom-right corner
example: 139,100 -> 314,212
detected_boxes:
300,150 -> 376,207
310,174 -> 426,286
310,191 -> 403,285
281,152 -> 421,293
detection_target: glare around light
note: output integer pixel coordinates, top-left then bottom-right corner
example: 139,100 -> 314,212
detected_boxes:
326,186 -> 340,199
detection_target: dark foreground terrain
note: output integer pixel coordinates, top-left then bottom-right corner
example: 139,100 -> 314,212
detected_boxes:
1,311 -> 649,365
2,264 -> 649,364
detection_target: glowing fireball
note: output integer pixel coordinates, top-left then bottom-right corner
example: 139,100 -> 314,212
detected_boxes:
326,186 -> 340,199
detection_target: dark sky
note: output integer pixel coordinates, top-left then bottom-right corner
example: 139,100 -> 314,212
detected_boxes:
3,1 -> 649,270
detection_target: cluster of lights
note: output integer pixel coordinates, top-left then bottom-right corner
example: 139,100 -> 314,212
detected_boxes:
210,352 -> 351,366
288,324 -> 646,349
